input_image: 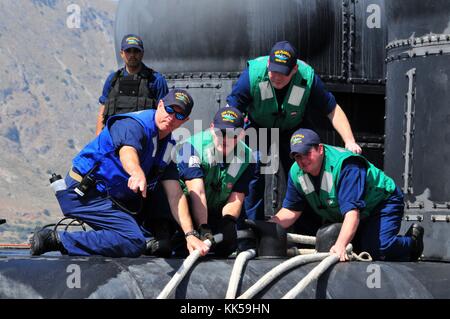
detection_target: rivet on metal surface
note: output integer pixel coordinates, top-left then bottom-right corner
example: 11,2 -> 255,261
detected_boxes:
431,215 -> 450,222
405,214 -> 424,221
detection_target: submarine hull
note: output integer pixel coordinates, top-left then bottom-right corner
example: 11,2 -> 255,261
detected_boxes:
1,252 -> 449,299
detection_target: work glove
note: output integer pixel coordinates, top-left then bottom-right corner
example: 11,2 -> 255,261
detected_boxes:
145,238 -> 172,258
214,215 -> 238,258
198,224 -> 214,243
244,219 -> 287,258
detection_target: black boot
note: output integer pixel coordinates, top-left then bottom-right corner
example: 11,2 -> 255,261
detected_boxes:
30,228 -> 66,256
405,223 -> 424,261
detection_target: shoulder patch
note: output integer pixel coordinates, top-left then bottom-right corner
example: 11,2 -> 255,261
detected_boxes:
188,155 -> 201,168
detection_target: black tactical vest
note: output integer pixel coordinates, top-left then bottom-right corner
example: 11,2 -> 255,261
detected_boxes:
103,65 -> 157,123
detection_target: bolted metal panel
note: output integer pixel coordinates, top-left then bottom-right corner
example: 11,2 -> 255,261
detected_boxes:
115,0 -> 338,74
386,0 -> 450,42
307,91 -> 386,169
385,0 -> 450,207
385,31 -> 450,263
401,210 -> 450,262
351,0 -> 387,83
385,37 -> 450,202
115,0 -> 387,83
167,77 -> 234,134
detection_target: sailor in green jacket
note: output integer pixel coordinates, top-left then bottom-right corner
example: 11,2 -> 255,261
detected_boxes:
226,40 -> 361,225
268,128 -> 424,261
148,107 -> 256,257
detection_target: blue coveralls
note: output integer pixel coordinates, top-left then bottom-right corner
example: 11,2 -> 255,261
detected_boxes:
56,110 -> 175,257
283,157 -> 413,261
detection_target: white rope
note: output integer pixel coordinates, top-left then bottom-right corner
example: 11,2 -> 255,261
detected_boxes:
237,229 -> 316,246
287,247 -> 317,257
298,248 -> 317,255
157,234 -> 223,299
281,244 -> 353,299
225,249 -> 257,299
227,232 -> 316,298
287,233 -> 316,245
351,251 -> 373,261
237,252 -> 330,299
281,254 -> 338,299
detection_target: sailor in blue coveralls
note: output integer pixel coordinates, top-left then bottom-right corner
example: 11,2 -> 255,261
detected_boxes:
30,89 -> 210,257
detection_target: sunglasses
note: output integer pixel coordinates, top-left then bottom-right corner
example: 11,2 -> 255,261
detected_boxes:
164,105 -> 187,120
124,48 -> 142,54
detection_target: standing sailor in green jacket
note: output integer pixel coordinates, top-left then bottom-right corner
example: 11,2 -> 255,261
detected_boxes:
226,40 -> 361,225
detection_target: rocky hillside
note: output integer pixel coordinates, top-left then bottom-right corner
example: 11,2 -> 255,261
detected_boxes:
0,0 -> 118,242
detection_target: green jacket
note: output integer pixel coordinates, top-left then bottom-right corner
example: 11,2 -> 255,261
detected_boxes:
179,130 -> 252,212
248,56 -> 314,131
289,144 -> 397,222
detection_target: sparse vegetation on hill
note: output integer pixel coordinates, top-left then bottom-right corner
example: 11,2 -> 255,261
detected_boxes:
0,0 -> 117,243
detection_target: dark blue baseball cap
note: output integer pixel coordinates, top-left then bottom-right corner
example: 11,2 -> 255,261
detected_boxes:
162,89 -> 194,116
268,41 -> 297,75
213,106 -> 245,130
121,34 -> 144,51
290,128 -> 321,156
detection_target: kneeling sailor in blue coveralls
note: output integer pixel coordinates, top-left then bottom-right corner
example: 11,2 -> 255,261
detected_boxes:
268,128 -> 424,261
30,89 -> 209,257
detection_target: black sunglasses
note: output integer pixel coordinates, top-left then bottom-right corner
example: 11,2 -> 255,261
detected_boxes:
124,48 -> 142,54
164,105 -> 187,120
